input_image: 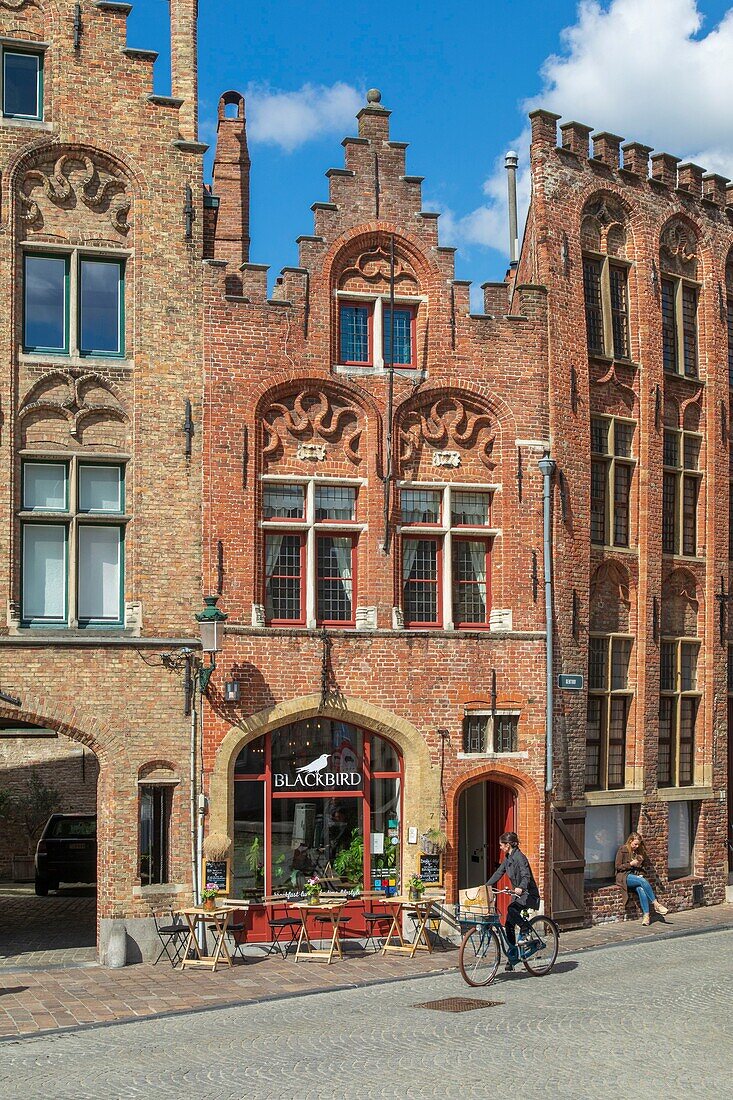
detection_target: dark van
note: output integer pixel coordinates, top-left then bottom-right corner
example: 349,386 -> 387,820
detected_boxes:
34,813 -> 97,895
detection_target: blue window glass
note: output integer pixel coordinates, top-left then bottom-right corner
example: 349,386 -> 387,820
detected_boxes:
340,303 -> 370,363
3,51 -> 41,118
24,254 -> 68,352
383,307 -> 413,365
80,259 -> 123,355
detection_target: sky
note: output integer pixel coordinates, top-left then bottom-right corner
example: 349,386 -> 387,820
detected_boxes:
128,1 -> 733,296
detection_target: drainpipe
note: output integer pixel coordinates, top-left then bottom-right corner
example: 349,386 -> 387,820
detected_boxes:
538,455 -> 556,793
504,150 -> 519,266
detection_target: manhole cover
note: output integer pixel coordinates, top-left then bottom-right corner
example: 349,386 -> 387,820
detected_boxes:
416,997 -> 503,1013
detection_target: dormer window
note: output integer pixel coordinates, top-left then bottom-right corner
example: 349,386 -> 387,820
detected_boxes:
338,297 -> 416,369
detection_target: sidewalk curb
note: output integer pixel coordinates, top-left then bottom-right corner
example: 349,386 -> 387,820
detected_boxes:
1,915 -> 730,1046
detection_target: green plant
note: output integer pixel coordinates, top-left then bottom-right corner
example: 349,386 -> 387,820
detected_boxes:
201,883 -> 219,901
422,827 -> 448,852
245,836 -> 264,878
333,828 -> 364,886
407,873 -> 425,894
303,876 -> 321,900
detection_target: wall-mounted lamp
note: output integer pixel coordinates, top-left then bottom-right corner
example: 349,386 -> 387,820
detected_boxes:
195,595 -> 227,692
224,679 -> 240,703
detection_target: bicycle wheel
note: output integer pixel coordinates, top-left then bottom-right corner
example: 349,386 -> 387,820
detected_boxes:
459,925 -> 501,987
521,916 -> 559,976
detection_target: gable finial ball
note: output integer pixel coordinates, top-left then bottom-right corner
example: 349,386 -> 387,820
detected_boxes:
366,88 -> 382,105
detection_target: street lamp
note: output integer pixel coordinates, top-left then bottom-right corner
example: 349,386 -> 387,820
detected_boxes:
195,595 -> 227,692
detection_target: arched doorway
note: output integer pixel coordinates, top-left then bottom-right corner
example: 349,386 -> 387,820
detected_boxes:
230,717 -> 403,939
458,778 -> 516,919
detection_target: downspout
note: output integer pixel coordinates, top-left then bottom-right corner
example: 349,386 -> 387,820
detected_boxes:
538,455 -> 556,793
189,666 -> 199,904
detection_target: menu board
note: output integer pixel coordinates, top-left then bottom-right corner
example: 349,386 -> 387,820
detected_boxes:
419,853 -> 442,886
203,858 -> 230,894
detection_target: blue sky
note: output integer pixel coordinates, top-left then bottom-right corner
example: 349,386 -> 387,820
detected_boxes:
128,1 -> 733,293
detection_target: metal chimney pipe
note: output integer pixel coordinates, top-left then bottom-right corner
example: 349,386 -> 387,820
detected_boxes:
505,150 -> 519,266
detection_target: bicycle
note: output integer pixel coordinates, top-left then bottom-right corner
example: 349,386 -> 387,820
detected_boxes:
458,887 -> 560,987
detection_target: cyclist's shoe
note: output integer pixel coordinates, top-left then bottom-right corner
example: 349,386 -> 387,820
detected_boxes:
506,945 -> 519,966
504,961 -> 515,972
653,901 -> 668,916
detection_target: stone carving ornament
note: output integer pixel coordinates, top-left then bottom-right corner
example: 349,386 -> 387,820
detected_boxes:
19,369 -> 129,448
263,388 -> 363,465
20,152 -> 131,235
400,395 -> 496,470
338,244 -> 418,292
580,195 -> 627,256
660,221 -> 698,277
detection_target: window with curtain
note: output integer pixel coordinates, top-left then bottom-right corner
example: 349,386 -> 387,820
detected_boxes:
399,484 -> 494,628
262,479 -> 360,627
20,459 -> 126,627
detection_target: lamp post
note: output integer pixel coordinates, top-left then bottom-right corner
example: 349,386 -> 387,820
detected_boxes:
195,595 -> 227,692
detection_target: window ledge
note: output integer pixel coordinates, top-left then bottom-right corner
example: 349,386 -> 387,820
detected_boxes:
590,545 -> 638,557
661,553 -> 706,565
457,751 -> 528,761
655,786 -> 713,802
19,352 -> 133,370
226,623 -> 547,641
584,788 -> 643,807
662,370 -> 704,386
333,364 -> 427,380
1,117 -> 53,132
132,883 -> 188,899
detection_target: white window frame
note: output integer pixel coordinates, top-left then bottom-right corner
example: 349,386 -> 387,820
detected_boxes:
260,474 -> 366,629
397,481 -> 500,630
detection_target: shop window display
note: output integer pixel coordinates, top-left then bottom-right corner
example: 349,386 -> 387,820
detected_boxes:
232,719 -> 402,898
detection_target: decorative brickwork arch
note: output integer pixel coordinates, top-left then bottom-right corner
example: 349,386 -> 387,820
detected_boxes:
661,568 -> 701,636
580,192 -> 630,257
589,560 -> 632,634
207,694 -> 438,880
659,216 -> 700,279
396,386 -> 502,479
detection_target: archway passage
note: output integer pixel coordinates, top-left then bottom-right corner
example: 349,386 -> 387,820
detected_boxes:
0,718 -> 98,967
458,779 -> 516,921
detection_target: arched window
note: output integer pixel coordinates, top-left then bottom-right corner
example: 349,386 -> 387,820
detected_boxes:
580,196 -> 631,361
232,720 -> 403,898
659,220 -> 700,379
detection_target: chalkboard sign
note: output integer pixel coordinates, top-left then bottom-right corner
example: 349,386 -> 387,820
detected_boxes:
419,853 -> 443,886
202,858 -> 230,894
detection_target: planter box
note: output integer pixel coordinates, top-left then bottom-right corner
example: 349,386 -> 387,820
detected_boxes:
11,856 -> 35,882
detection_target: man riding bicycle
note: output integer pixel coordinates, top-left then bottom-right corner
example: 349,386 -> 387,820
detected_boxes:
487,831 -> 541,965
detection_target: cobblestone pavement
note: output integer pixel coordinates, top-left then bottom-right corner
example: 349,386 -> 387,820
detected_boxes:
0,902 -> 730,1039
0,927 -> 729,1100
0,886 -> 96,970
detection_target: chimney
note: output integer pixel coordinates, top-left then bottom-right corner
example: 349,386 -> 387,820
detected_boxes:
212,91 -> 251,265
170,0 -> 199,141
505,151 -> 519,266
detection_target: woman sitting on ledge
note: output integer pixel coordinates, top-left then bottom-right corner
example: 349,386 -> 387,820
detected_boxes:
615,831 -> 668,927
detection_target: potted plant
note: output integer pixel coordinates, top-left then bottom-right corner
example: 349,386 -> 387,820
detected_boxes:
201,883 -> 219,912
407,874 -> 425,902
303,876 -> 322,904
420,827 -> 448,856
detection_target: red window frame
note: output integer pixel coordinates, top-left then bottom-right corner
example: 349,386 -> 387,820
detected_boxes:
316,533 -> 357,628
264,531 -> 306,626
383,304 -> 418,370
452,536 -> 491,629
339,300 -> 374,367
402,535 -> 442,629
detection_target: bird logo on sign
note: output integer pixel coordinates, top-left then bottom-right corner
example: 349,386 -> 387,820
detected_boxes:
296,753 -> 331,774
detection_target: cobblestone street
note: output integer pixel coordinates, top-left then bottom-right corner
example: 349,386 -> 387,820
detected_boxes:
0,925 -> 729,1100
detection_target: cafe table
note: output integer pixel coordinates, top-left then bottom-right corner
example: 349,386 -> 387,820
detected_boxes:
380,894 -> 446,958
177,905 -> 232,972
289,899 -> 348,964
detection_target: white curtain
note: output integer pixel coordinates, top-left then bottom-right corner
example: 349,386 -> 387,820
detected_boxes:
22,525 -> 66,620
78,526 -> 121,620
331,538 -> 353,604
265,534 -> 284,617
467,542 -> 487,614
401,538 -> 420,581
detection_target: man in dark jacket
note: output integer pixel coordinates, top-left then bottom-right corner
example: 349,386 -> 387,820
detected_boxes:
487,831 -> 541,962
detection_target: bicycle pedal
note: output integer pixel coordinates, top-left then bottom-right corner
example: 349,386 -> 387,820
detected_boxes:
504,961 -> 515,972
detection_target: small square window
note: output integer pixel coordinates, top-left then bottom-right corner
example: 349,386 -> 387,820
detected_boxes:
314,485 -> 356,521
494,715 -> 518,753
462,714 -> 488,753
2,50 -> 42,119
78,466 -> 123,514
339,303 -> 371,364
400,489 -> 441,525
23,463 -> 67,512
383,306 -> 414,367
451,491 -> 491,526
263,484 -> 304,520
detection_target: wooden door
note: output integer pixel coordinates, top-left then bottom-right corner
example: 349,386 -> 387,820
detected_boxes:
487,782 -> 516,922
550,808 -> 586,927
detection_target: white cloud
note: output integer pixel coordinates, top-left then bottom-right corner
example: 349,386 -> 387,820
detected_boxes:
245,82 -> 362,153
444,0 -> 733,260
